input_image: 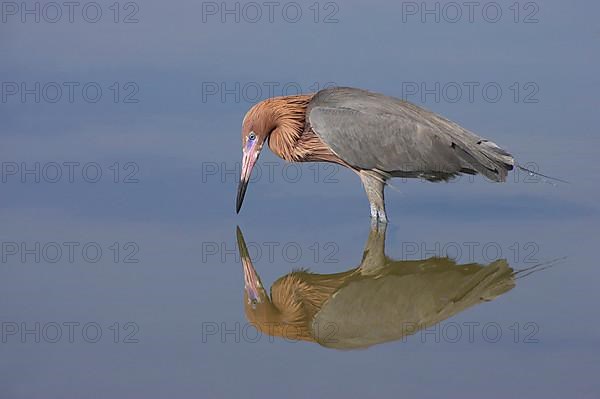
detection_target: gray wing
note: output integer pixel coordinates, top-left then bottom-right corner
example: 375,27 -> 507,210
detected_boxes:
312,259 -> 514,349
307,87 -> 514,181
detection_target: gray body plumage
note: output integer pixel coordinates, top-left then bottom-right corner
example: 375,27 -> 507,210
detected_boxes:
312,258 -> 513,349
311,224 -> 515,349
307,87 -> 514,182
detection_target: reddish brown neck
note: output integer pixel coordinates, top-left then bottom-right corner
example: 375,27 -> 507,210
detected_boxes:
261,95 -> 311,161
247,95 -> 339,165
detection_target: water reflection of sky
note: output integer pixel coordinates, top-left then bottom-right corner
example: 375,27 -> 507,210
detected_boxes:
1,0 -> 599,397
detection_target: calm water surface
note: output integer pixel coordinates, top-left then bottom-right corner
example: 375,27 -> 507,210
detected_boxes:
1,0 -> 599,397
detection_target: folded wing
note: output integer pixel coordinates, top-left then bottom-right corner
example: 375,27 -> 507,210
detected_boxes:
307,87 -> 514,181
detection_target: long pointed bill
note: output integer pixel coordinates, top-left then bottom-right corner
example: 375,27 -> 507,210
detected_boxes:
236,226 -> 263,306
236,142 -> 260,214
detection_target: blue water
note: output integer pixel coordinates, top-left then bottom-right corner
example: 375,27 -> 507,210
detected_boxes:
1,1 -> 599,397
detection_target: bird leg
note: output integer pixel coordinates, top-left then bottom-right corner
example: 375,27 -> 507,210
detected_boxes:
359,220 -> 387,276
359,171 -> 388,224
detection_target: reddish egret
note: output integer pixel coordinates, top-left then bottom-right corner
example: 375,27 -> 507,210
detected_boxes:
236,225 -> 525,349
236,87 -> 548,222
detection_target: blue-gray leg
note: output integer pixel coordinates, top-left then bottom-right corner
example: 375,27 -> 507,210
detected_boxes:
359,220 -> 387,276
359,171 -> 388,224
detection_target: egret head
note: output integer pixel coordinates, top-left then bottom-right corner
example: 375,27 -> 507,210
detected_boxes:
236,102 -> 274,214
236,227 -> 275,324
236,95 -> 311,214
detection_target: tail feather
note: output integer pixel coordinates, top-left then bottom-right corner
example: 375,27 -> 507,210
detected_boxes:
382,136 -> 568,187
469,140 -> 568,186
454,139 -> 514,182
515,164 -> 569,186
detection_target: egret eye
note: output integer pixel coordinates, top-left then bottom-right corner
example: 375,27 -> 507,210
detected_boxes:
248,132 -> 256,141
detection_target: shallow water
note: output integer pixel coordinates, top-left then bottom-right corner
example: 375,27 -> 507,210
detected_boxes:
1,0 -> 599,397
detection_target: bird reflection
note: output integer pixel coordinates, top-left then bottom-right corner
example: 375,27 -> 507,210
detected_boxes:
236,225 -> 544,350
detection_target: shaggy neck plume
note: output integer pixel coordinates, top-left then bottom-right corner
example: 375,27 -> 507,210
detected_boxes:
245,94 -> 343,164
254,95 -> 312,161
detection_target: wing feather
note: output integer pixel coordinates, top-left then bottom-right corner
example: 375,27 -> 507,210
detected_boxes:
307,87 -> 513,181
